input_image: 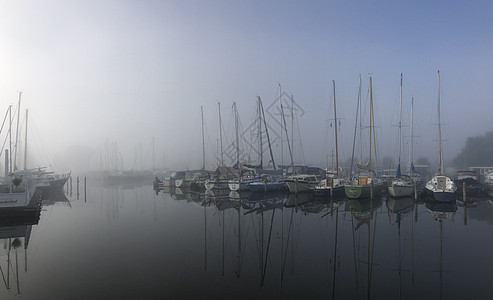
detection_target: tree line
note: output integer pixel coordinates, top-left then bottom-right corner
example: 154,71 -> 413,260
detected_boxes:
453,131 -> 493,168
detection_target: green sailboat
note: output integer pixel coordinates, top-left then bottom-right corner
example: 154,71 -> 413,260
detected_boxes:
345,76 -> 383,199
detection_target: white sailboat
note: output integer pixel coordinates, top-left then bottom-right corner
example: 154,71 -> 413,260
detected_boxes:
424,71 -> 457,202
388,73 -> 414,197
0,100 -> 37,209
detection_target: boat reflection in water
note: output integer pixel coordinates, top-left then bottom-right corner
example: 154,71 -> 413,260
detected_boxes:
426,200 -> 457,300
0,207 -> 41,295
345,196 -> 382,300
156,183 -> 493,299
386,196 -> 416,300
41,190 -> 71,208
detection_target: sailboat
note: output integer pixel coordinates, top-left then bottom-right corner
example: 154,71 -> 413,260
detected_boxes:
0,102 -> 37,209
423,71 -> 457,202
228,102 -> 262,192
204,102 -> 238,190
245,96 -> 286,192
314,80 -> 345,197
345,77 -> 383,199
388,74 -> 414,198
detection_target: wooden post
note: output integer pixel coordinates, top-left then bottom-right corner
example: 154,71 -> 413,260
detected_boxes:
370,180 -> 373,199
330,178 -> 333,198
463,182 -> 467,225
462,182 -> 466,203
414,180 -> 417,201
84,177 -> 87,202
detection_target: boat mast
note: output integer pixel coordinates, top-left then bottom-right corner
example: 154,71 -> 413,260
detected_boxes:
259,97 -> 276,170
350,75 -> 362,176
218,102 -> 224,166
408,97 -> 414,170
281,101 -> 294,165
279,84 -> 283,168
369,77 -> 373,172
258,97 -> 263,169
333,80 -> 339,176
371,77 -> 379,172
437,70 -> 443,175
359,76 -> 363,164
24,109 -> 28,170
397,73 -> 403,176
9,105 -> 12,175
201,106 -> 205,170
233,102 -> 240,168
291,94 -> 294,163
13,91 -> 21,171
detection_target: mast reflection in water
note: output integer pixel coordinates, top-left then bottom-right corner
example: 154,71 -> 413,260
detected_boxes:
1,180 -> 493,299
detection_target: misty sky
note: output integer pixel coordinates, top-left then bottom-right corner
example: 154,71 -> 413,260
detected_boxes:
0,0 -> 492,173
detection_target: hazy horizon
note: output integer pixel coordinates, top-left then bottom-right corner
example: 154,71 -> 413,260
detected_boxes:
0,0 -> 491,174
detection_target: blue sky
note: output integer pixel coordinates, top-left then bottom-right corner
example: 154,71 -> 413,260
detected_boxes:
0,0 -> 491,172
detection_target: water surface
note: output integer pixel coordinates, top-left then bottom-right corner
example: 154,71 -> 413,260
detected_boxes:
0,180 -> 492,299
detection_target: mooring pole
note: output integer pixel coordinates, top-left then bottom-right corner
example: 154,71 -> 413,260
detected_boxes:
84,177 -> 87,202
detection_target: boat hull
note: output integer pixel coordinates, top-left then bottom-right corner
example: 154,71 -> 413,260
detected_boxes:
247,181 -> 286,192
424,187 -> 456,203
204,179 -> 230,190
285,181 -> 319,193
314,185 -> 345,197
388,185 -> 414,198
424,176 -> 457,203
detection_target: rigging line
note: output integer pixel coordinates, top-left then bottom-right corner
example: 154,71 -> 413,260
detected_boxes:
260,207 -> 276,287
280,103 -> 293,165
295,114 -> 305,164
291,208 -> 304,274
239,211 -> 253,272
0,106 -> 10,138
0,263 -> 7,287
350,211 -> 360,296
249,211 -> 263,267
260,97 -> 276,170
0,107 -> 13,160
0,127 -> 10,159
369,210 -> 378,298
280,208 -> 294,282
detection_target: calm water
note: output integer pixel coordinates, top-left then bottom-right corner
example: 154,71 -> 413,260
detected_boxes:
1,179 -> 492,299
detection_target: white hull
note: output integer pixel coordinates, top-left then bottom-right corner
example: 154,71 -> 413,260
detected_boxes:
228,182 -> 241,191
0,178 -> 37,208
388,177 -> 415,198
204,179 -> 230,190
388,185 -> 414,198
424,175 -> 457,203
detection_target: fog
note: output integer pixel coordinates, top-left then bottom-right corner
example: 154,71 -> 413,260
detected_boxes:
1,0 -> 492,174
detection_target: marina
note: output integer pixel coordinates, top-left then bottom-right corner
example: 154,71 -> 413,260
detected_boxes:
1,1 -> 492,299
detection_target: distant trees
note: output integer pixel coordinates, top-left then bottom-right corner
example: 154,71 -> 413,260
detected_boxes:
453,131 -> 493,168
